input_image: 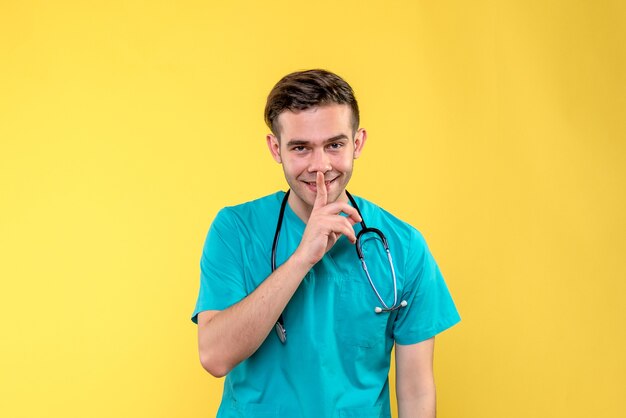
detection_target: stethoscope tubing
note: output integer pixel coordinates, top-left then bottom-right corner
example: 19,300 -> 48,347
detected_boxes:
346,191 -> 405,313
271,190 -> 407,344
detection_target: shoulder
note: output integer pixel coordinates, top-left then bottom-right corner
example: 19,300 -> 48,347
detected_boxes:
216,191 -> 285,223
351,195 -> 424,238
208,192 -> 286,243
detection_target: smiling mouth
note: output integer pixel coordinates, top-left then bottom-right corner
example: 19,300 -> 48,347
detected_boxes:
302,177 -> 338,188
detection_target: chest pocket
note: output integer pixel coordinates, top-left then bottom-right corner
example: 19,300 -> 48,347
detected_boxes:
336,270 -> 393,349
326,236 -> 402,349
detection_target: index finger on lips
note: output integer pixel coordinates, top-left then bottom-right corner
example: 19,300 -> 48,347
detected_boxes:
314,171 -> 327,208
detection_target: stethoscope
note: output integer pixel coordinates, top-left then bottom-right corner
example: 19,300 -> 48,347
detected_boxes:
271,190 -> 407,344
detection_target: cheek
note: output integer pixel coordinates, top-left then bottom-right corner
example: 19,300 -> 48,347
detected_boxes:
334,155 -> 354,171
282,159 -> 306,176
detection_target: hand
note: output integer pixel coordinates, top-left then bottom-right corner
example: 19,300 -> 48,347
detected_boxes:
294,171 -> 362,266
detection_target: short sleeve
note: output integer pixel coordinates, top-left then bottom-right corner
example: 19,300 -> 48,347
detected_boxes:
392,229 -> 461,344
191,208 -> 248,323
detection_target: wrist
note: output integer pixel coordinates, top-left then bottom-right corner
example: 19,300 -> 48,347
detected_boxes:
290,248 -> 317,271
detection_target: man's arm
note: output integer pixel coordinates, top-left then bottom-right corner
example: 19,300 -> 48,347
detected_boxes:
197,172 -> 361,377
395,337 -> 436,418
197,251 -> 312,377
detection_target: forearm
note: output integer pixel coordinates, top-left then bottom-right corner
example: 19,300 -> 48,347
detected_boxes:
198,250 -> 312,376
398,390 -> 436,418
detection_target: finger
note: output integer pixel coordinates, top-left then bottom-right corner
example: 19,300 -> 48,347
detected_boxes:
313,171 -> 327,208
324,216 -> 358,244
338,221 -> 357,244
321,202 -> 362,223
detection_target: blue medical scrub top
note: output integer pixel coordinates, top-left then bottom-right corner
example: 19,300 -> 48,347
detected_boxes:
192,192 -> 460,418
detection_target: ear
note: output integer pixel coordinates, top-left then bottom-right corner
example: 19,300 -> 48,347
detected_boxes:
266,134 -> 282,163
353,128 -> 367,159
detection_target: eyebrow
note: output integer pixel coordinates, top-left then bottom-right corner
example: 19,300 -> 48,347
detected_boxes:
285,134 -> 349,147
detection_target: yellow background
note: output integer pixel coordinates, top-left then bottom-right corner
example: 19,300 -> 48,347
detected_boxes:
1,1 -> 625,417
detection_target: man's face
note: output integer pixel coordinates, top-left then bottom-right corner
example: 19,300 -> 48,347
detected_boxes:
267,104 -> 366,219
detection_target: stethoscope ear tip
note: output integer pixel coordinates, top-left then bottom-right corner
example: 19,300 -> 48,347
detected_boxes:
374,307 -> 383,313
400,300 -> 408,307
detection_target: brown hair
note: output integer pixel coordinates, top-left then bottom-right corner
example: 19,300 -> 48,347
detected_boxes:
264,69 -> 360,138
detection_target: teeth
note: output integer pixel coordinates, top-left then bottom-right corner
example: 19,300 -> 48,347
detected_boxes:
304,179 -> 333,185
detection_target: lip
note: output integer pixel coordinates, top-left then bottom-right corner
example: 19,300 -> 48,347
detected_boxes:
301,176 -> 338,193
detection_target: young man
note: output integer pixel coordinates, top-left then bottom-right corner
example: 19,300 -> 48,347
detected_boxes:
192,69 -> 460,418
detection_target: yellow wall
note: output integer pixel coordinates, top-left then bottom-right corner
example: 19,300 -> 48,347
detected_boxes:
1,1 -> 625,417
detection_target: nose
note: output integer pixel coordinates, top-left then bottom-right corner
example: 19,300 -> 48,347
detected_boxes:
308,148 -> 332,174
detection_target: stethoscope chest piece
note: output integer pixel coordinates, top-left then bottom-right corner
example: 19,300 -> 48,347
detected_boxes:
275,322 -> 287,344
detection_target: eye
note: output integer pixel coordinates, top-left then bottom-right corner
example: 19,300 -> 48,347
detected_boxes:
291,146 -> 307,152
327,142 -> 343,150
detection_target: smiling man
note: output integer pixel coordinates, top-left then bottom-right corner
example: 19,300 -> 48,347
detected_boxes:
192,69 -> 460,418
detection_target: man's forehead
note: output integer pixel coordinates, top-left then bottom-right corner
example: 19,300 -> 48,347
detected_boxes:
276,104 -> 353,139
